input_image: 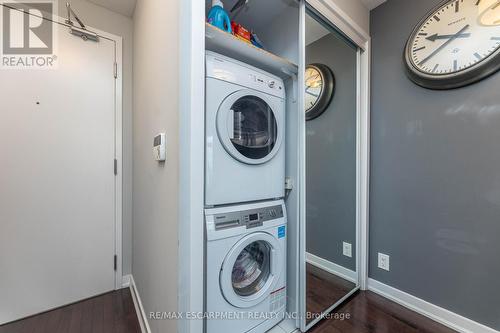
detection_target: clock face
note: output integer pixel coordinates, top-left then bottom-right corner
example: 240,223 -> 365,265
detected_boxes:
304,64 -> 335,120
405,0 -> 500,89
305,66 -> 323,112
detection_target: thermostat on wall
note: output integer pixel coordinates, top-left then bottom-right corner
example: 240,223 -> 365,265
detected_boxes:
153,133 -> 166,161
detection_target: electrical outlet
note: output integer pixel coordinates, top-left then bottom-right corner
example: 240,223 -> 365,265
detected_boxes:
342,242 -> 352,258
378,253 -> 390,271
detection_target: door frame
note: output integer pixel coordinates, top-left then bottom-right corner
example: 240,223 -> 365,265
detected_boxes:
20,7 -> 125,290
299,1 -> 371,330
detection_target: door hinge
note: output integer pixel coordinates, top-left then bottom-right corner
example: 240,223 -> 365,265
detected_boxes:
113,62 -> 118,78
114,159 -> 118,175
114,255 -> 117,271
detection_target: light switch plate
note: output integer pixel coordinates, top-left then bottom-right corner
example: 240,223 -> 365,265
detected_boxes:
378,253 -> 390,271
153,133 -> 166,161
343,242 -> 352,258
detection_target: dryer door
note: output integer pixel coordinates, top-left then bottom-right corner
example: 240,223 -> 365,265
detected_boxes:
220,232 -> 283,308
217,90 -> 283,165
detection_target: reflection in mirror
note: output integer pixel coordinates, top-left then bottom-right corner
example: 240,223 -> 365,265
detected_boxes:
305,7 -> 359,328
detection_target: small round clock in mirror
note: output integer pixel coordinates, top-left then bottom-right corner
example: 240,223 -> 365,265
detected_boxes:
305,64 -> 335,120
404,0 -> 500,90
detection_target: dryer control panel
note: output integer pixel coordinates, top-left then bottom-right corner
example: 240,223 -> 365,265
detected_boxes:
213,204 -> 284,230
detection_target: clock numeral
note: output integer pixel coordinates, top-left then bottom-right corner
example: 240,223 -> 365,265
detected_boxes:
491,37 -> 500,41
413,46 -> 426,52
474,52 -> 483,60
455,1 -> 459,12
453,60 -> 458,71
433,15 -> 441,21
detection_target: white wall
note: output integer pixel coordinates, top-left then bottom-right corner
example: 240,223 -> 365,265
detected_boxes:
132,0 -> 179,332
54,0 -> 134,275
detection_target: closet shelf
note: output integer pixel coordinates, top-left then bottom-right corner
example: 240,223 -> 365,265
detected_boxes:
205,23 -> 298,79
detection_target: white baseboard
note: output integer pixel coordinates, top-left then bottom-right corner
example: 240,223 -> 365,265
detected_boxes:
306,252 -> 357,283
368,278 -> 498,333
122,274 -> 131,288
128,275 -> 152,333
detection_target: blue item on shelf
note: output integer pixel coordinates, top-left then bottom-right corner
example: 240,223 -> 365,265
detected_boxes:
251,32 -> 264,49
208,0 -> 232,34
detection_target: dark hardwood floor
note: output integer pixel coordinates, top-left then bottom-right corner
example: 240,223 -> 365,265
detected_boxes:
0,282 -> 457,333
307,263 -> 357,323
308,291 -> 457,333
0,288 -> 141,333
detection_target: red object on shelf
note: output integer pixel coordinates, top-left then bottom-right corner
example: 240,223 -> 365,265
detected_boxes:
231,21 -> 251,43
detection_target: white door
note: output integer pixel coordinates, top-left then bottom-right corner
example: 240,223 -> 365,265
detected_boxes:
0,20 -> 117,324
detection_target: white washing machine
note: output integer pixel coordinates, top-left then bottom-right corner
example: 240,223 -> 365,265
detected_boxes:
205,51 -> 286,206
205,200 -> 287,333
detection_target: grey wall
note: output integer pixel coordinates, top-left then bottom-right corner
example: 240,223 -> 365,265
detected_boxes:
370,0 -> 500,330
306,33 -> 357,271
132,0 -> 179,332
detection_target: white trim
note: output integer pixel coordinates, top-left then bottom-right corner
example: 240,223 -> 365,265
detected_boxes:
128,275 -> 152,333
178,1 -> 206,333
305,0 -> 370,49
122,274 -> 131,288
368,279 -> 498,333
358,39 -> 371,291
306,252 -> 357,283
300,1 -> 371,331
298,2 -> 307,332
113,34 -> 124,292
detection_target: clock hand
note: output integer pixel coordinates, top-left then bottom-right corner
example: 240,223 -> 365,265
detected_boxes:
305,87 -> 320,97
306,91 -> 319,97
419,24 -> 470,66
426,33 -> 471,41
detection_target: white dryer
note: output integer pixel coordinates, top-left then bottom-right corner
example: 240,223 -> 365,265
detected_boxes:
205,200 -> 287,333
205,51 -> 286,206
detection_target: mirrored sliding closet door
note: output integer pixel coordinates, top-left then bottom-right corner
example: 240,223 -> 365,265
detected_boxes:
301,5 -> 360,331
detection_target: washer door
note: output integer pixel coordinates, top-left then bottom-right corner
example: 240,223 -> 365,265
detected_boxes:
217,90 -> 283,165
220,232 -> 283,308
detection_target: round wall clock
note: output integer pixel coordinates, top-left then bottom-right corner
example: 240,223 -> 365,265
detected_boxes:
305,64 -> 335,120
404,0 -> 500,89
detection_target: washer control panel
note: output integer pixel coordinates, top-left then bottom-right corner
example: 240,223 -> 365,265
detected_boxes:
214,204 -> 284,230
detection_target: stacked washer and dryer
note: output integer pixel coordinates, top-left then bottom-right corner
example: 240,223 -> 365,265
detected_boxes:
205,51 -> 288,333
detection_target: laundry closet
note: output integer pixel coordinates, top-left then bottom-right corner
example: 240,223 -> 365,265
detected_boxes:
179,1 -> 370,333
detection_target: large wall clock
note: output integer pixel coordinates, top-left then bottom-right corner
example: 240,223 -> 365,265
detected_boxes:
305,64 -> 335,120
404,0 -> 500,89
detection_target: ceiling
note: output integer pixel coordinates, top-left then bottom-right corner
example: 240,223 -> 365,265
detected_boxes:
305,14 -> 330,46
83,0 -> 387,20
86,0 -> 136,17
360,0 -> 387,11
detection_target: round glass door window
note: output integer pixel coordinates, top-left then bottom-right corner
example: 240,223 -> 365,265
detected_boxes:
229,96 -> 278,160
231,240 -> 271,297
